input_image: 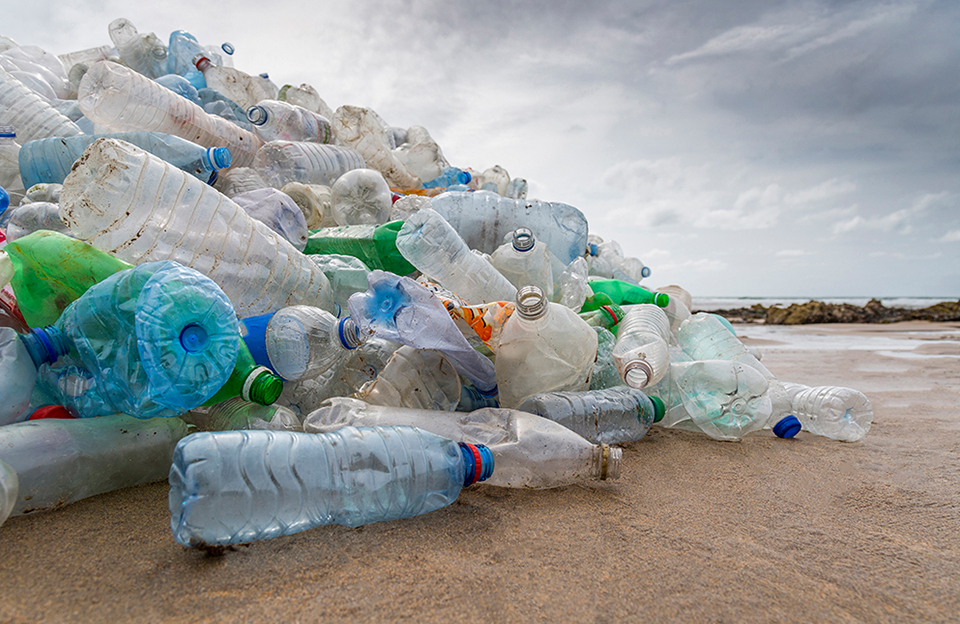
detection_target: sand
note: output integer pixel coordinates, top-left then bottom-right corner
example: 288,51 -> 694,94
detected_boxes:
1,321 -> 958,623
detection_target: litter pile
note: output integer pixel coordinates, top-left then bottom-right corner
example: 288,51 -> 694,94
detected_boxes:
0,19 -> 874,548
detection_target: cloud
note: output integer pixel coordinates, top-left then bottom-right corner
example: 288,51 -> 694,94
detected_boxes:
775,249 -> 809,257
940,230 -> 960,243
831,192 -> 954,235
785,178 -> 858,205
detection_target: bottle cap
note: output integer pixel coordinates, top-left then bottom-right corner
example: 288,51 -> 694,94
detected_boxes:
19,326 -> 69,367
151,46 -> 167,60
459,443 -> 494,486
512,227 -> 535,252
458,170 -> 471,184
0,185 -> 8,216
221,42 -> 235,55
773,415 -> 802,438
179,323 -> 209,353
205,147 -> 232,170
244,368 -> 283,405
338,317 -> 363,349
246,105 -> 268,126
641,266 -> 652,278
0,125 -> 14,138
652,292 -> 670,308
515,285 -> 547,320
588,243 -> 599,256
649,395 -> 665,423
29,405 -> 74,420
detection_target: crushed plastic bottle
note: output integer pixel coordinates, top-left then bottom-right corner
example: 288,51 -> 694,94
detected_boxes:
491,227 -> 554,299
246,99 -> 333,144
354,346 -> 461,411
330,168 -> 393,226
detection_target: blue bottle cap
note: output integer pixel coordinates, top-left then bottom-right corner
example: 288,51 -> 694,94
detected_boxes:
641,266 -> 651,278
589,243 -> 599,256
221,42 -> 235,55
246,105 -> 268,126
179,323 -> 210,352
0,185 -> 8,216
773,415 -> 802,438
459,443 -> 494,486
239,312 -> 278,374
206,147 -> 231,170
0,125 -> 14,138
458,170 -> 471,184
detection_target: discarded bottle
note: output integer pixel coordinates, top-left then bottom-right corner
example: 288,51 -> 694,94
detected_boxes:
495,285 -> 598,408
253,140 -> 365,189
169,425 -> 493,547
490,227 -> 554,299
330,168 -> 393,226
611,304 -> 672,389
304,221 -> 416,276
578,303 -> 625,330
0,326 -> 38,426
3,201 -> 72,242
0,68 -> 83,144
18,132 -> 231,188
200,339 -> 283,407
0,413 -> 189,518
77,61 -> 262,167
519,386 -> 664,445
396,207 -> 517,304
589,327 -> 625,391
214,166 -> 268,197
240,305 -> 364,381
307,253 -> 371,314
281,181 -> 337,229
772,382 -> 873,442
0,125 -> 25,204
422,166 -> 471,189
194,55 -> 276,110
333,104 -> 421,189
586,279 -> 670,309
354,346 -> 461,411
181,397 -> 302,433
59,137 -> 334,317
246,99 -> 333,144
677,312 -> 775,380
107,18 -> 168,79
231,187 -> 308,251
304,397 -> 620,489
0,459 -> 16,527
430,190 -> 589,265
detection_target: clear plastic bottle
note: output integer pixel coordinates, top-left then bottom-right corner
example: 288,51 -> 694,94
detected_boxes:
231,187 -> 308,251
281,182 -> 336,229
0,126 -> 25,205
677,312 -> 775,379
495,285 -> 598,408
430,190 -> 589,266
354,346 -> 461,411
168,425 -> 493,548
330,168 -> 393,226
0,68 -> 83,144
241,305 -> 364,382
650,360 -> 773,441
307,253 -> 370,314
214,166 -> 268,197
490,228 -> 555,299
519,386 -> 664,445
611,304 -> 672,389
181,397 -> 302,433
194,55 -> 275,110
589,326 -> 624,391
77,61 -> 262,167
395,207 -> 517,304
18,132 -> 231,188
504,177 -> 528,199
107,18 -> 168,79
59,137 -> 334,317
333,105 -> 421,189
0,326 -> 39,426
304,398 -> 620,489
773,382 -> 873,442
278,83 -> 335,120
246,99 -> 333,144
3,201 -> 72,242
1,413 -> 189,518
253,140 -> 365,189
0,459 -> 16,527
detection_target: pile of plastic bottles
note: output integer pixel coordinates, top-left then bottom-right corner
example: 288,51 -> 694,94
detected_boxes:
0,19 -> 874,548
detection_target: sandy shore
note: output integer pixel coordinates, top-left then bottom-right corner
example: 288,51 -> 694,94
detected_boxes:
2,321 -> 958,623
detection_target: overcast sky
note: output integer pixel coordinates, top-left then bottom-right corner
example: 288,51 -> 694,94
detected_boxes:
8,0 -> 960,297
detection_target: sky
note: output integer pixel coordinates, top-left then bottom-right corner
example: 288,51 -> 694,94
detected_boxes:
6,0 -> 960,297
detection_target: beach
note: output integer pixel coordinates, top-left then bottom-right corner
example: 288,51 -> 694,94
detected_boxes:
1,320 -> 958,623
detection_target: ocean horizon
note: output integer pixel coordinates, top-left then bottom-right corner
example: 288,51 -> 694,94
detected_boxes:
690,296 -> 958,311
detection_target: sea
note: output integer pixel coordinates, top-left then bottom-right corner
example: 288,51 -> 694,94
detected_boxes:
690,296 -> 955,311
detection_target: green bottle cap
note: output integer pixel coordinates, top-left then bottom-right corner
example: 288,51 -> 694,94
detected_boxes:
650,396 -> 665,423
244,368 -> 284,405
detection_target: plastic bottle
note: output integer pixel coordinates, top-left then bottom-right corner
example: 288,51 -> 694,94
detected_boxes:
214,166 -> 267,197
495,285 -> 598,408
281,182 -> 336,229
396,207 -> 517,304
772,382 -> 873,442
22,261 -> 240,419
0,413 -> 189,518
197,88 -> 253,130
585,279 -> 669,309
490,227 -> 554,299
246,99 -> 333,144
181,397 -> 301,433
0,459 -> 16,527
240,305 -> 364,382
18,132 -> 231,188
77,61 -> 262,167
0,68 -> 83,144
0,326 -> 38,425
519,386 -> 664,445
677,313 -> 775,380
650,360 -> 773,441
0,125 -> 25,204
193,55 -> 275,110
169,425 -> 493,547
429,191 -> 589,266
166,30 -> 209,79
307,253 -> 370,314
504,177 -> 528,199
253,140 -> 365,189
333,105 -> 421,189
304,398 -> 620,489
107,18 -> 168,79
231,187 -> 308,251
422,166 -> 470,189
589,327 -> 624,391
59,137 -> 334,317
611,304 -> 672,389
278,83 -> 335,121
303,220 -> 416,275
579,303 -> 625,330
354,346 -> 461,411
330,168 -> 393,226
200,339 -> 283,407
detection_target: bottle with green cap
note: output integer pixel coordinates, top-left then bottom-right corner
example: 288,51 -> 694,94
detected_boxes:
578,302 -> 624,330
586,279 -> 670,308
518,386 -> 664,445
304,220 -> 417,275
201,339 -> 283,407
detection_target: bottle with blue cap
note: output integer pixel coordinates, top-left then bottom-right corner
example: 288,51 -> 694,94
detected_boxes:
769,382 -> 873,442
168,425 -> 494,548
240,305 -> 364,382
18,132 -> 231,188
246,99 -> 333,144
421,166 -> 471,189
491,227 -> 555,300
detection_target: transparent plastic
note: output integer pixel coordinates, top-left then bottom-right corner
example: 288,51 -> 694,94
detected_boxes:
246,99 -> 333,144
4,201 -> 72,242
253,140 -> 365,189
355,346 -> 461,411
307,254 -> 370,313
0,127 -> 25,204
612,304 -> 672,389
519,386 -> 662,445
330,168 -> 393,226
195,58 -> 276,110
677,313 -> 775,380
333,105 -> 420,188
78,61 -> 262,167
281,182 -> 336,229
0,68 -> 83,144
278,83 -> 335,120
169,425 -> 490,547
305,398 -> 620,489
430,190 -> 589,265
775,382 -> 873,442
1,413 -> 189,517
495,286 -> 598,408
260,305 -> 363,381
181,397 -> 302,433
491,228 -> 554,299
396,207 -> 517,304
214,166 -> 268,198
18,132 -> 231,188
422,166 -> 471,189
59,138 -> 334,317
589,327 -> 625,391
0,326 -> 38,426
232,187 -> 308,251
108,18 -> 168,79
393,125 -> 447,184
0,459 -> 16,527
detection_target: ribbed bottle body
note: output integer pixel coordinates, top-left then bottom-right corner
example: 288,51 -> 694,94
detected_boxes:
611,304 -> 672,389
781,382 -> 873,442
169,426 -> 466,547
519,386 -> 658,445
0,68 -> 83,144
253,140 -> 365,188
265,306 -> 352,381
248,100 -> 333,144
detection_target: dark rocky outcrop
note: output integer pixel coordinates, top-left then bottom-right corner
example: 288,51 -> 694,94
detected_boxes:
698,299 -> 960,325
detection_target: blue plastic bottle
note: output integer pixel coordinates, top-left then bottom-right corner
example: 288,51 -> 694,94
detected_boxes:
169,425 -> 493,548
422,166 -> 471,189
18,132 -> 231,188
20,261 -> 240,419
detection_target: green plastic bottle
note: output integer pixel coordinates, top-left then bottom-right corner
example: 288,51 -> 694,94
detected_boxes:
303,220 -> 416,276
584,279 -> 670,310
201,340 -> 283,407
578,303 -> 625,330
5,231 -> 132,327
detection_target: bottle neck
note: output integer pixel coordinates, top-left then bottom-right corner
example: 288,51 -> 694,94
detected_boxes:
592,444 -> 622,481
515,285 -> 547,320
19,326 -> 70,368
458,443 -> 494,487
338,317 -> 364,350
242,367 -> 283,405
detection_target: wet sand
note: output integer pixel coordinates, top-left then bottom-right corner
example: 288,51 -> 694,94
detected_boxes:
2,321 -> 958,623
